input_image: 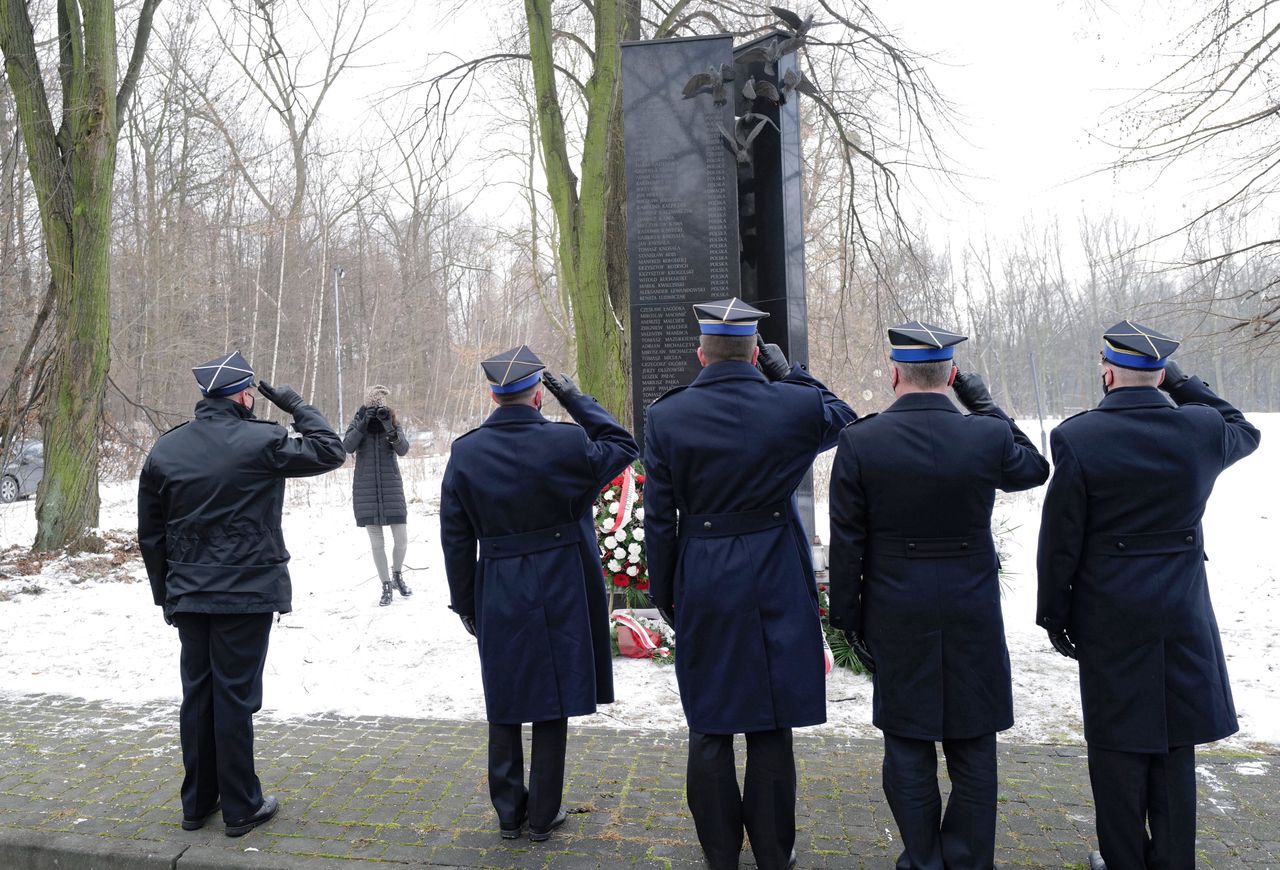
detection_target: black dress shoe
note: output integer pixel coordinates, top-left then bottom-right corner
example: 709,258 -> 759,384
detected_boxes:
1088,851 -> 1107,870
499,810 -> 528,840
181,800 -> 220,831
528,806 -> 568,842
225,795 -> 279,837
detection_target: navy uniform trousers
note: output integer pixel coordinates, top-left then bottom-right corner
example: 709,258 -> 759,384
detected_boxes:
488,719 -> 568,832
1087,745 -> 1196,870
688,728 -> 796,870
172,612 -> 273,823
883,733 -> 998,870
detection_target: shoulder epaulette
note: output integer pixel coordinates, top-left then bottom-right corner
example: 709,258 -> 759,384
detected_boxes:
846,412 -> 879,427
648,385 -> 689,406
160,420 -> 190,436
1058,408 -> 1091,427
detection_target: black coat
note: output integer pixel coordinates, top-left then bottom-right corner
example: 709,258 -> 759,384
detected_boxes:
139,398 -> 346,615
828,392 -> 1050,741
1037,380 -> 1260,753
344,414 -> 410,526
643,361 -> 856,734
440,395 -> 638,725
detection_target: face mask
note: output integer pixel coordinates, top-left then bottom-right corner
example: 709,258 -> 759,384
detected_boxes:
1100,372 -> 1111,395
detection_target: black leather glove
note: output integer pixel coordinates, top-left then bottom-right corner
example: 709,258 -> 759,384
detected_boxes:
755,335 -> 791,381
354,407 -> 370,430
1159,360 -> 1191,393
842,630 -> 876,674
657,606 -> 676,630
951,370 -> 999,415
459,613 -> 477,637
163,610 -> 173,627
541,372 -> 585,404
257,381 -> 304,414
1048,628 -> 1077,659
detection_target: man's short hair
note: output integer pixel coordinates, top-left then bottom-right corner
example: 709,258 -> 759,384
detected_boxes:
1107,364 -> 1163,388
494,383 -> 539,406
895,359 -> 953,389
700,333 -> 756,365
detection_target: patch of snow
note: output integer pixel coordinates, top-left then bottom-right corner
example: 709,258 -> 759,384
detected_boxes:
0,416 -> 1275,750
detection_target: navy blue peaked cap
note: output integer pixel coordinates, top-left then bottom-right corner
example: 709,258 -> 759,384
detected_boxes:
193,351 -> 255,397
693,297 -> 769,336
482,345 -> 546,394
888,321 -> 967,362
1102,320 -> 1180,370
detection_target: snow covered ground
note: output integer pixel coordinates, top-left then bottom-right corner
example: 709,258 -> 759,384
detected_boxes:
0,414 -> 1275,750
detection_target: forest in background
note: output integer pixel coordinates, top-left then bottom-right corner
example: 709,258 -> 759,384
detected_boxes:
0,0 -> 1276,481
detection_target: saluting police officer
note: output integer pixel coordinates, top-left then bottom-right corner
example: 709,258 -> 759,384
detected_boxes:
827,322 -> 1049,870
138,352 -> 346,836
439,346 -> 638,842
1037,322 -> 1260,870
643,298 -> 855,870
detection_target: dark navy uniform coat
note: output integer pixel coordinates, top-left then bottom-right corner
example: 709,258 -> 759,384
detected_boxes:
1037,380 -> 1260,753
828,392 -> 1049,740
440,396 -> 638,725
139,398 -> 347,616
644,361 -> 855,735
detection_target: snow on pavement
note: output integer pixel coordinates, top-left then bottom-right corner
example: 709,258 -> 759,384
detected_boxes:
0,415 -> 1275,750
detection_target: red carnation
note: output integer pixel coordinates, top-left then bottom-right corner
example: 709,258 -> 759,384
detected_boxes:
611,475 -> 624,486
636,579 -> 650,590
612,574 -> 630,587
818,584 -> 827,592
635,474 -> 646,484
818,607 -> 827,617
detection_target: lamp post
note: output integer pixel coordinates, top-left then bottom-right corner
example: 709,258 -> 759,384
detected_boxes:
333,266 -> 346,423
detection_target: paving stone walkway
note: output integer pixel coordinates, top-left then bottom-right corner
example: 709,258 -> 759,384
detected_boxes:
0,692 -> 1275,869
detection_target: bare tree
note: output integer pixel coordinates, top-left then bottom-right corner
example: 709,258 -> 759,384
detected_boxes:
1113,0 -> 1280,344
0,0 -> 161,549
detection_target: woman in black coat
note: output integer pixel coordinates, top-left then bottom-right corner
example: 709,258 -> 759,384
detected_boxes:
344,385 -> 411,606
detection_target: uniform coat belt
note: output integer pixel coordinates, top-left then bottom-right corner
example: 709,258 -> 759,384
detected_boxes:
478,521 -> 581,558
1086,527 -> 1201,556
682,503 -> 790,538
869,533 -> 991,558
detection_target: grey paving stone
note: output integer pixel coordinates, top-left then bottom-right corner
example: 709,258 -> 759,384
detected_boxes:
0,692 -> 1276,868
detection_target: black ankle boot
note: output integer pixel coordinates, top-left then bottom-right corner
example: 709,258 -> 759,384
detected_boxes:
392,570 -> 412,597
379,581 -> 393,606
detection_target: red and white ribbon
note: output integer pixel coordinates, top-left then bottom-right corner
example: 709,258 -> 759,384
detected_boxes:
609,466 -> 635,534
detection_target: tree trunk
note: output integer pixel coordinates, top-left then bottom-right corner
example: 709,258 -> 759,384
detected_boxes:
524,0 -> 628,419
0,0 -> 158,550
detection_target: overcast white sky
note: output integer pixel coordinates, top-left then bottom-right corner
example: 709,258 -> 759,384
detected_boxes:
310,0 -> 1239,264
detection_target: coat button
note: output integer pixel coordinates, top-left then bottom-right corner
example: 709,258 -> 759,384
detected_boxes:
1117,542 -> 1126,550
960,542 -> 969,549
1185,535 -> 1194,544
703,521 -> 712,530
772,511 -> 781,519
907,543 -> 917,551
554,532 -> 561,539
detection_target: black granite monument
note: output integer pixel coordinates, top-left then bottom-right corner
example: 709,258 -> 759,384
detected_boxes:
621,30 -> 816,533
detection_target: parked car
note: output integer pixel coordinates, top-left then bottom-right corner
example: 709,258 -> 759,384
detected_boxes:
1,441 -> 43,503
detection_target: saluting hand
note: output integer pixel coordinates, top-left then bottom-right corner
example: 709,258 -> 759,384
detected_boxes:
755,335 -> 791,382
257,381 -> 304,415
951,369 -> 999,415
1159,360 -> 1192,394
541,372 -> 584,405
